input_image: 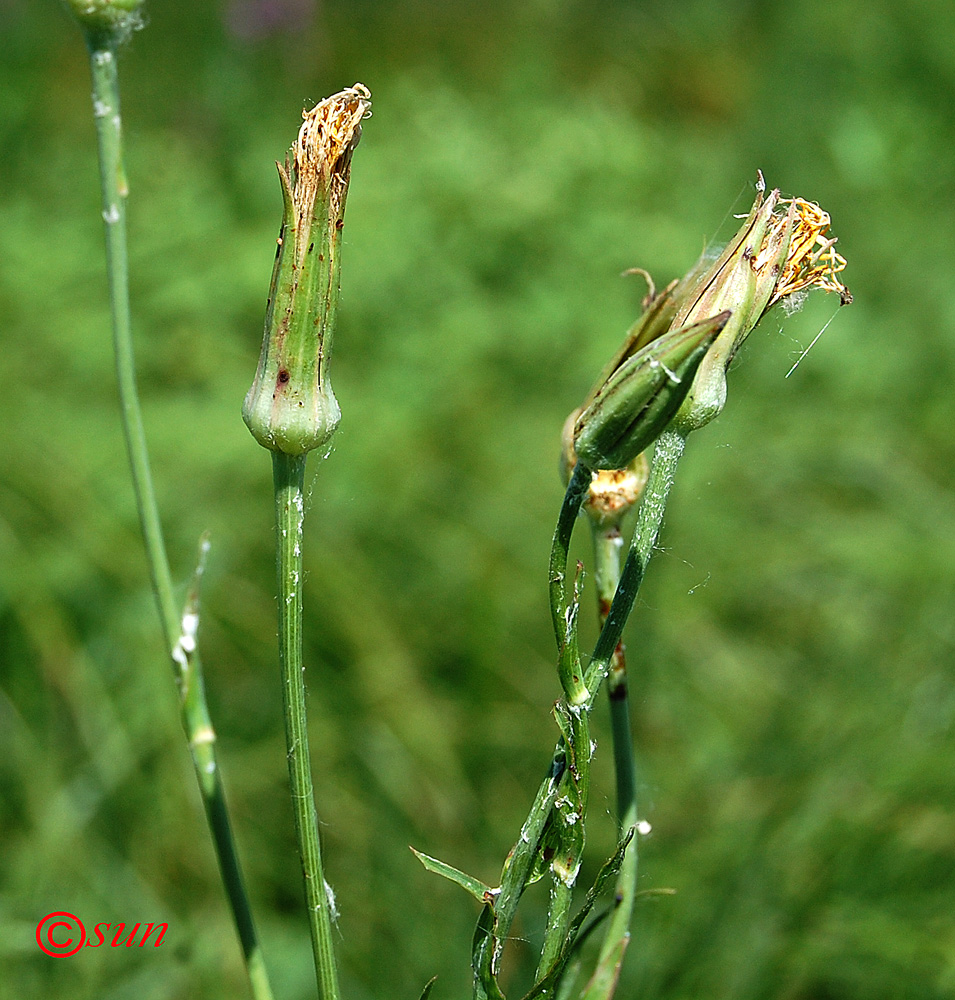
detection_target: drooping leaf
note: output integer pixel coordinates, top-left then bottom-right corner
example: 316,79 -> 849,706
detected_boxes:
410,847 -> 494,904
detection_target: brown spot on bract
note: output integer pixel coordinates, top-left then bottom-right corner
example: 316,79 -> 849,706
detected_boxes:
278,369 -> 290,384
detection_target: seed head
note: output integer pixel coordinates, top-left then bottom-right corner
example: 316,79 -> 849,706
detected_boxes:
243,85 -> 371,455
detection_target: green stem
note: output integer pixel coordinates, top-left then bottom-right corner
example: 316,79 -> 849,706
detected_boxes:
549,462 -> 592,650
584,428 -> 687,702
580,427 -> 688,1000
484,466 -> 591,982
591,524 -> 636,827
84,29 -> 272,1000
476,753 -> 566,996
536,703 -> 590,984
537,882 -> 573,981
86,32 -> 176,647
492,429 -> 688,998
272,452 -> 340,1000
583,521 -> 638,995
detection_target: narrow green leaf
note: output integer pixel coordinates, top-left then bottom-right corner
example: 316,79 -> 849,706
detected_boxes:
579,936 -> 628,1000
410,847 -> 494,904
519,831 -> 634,1000
417,976 -> 437,1000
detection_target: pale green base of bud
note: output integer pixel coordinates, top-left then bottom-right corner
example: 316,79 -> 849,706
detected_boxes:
673,365 -> 727,434
242,384 -> 341,456
67,0 -> 145,40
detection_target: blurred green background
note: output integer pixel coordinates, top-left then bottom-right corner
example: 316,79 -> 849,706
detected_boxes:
2,0 -> 955,997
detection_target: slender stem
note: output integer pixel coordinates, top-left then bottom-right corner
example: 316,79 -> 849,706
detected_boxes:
536,703 -> 590,983
477,752 -> 566,995
549,462 -> 592,650
86,33 -> 177,648
84,30 -> 272,1000
493,430 -> 688,998
591,524 -> 636,826
584,428 -> 687,702
537,882 -> 573,980
176,540 -> 275,1000
272,452 -> 340,1000
580,427 -> 688,1000
585,521 -> 638,993
484,465 -> 591,980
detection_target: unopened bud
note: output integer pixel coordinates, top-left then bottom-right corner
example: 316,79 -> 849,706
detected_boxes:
573,312 -> 729,471
243,85 -> 371,455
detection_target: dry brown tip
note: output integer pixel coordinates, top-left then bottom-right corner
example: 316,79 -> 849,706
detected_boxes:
291,83 -> 372,225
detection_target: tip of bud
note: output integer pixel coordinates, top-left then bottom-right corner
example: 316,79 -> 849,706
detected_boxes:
769,195 -> 851,309
288,85 -> 371,237
295,84 -> 371,175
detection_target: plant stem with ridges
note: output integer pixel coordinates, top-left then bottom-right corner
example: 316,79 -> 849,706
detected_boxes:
272,451 -> 340,1000
83,27 -> 272,1000
580,427 -> 687,1000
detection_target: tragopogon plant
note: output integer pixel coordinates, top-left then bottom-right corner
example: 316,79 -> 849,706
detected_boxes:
63,5 -> 851,991
414,173 -> 850,1000
66,3 -> 273,997
242,84 -> 372,1000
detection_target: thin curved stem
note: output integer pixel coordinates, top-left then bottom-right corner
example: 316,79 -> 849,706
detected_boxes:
582,520 -> 638,997
272,452 -> 340,1000
580,427 -> 688,1000
584,428 -> 687,703
549,462 -> 592,645
84,29 -> 272,1000
491,429 -> 688,1000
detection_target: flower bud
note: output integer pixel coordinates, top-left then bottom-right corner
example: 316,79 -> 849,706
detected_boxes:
673,173 -> 851,431
573,312 -> 729,471
243,85 -> 371,455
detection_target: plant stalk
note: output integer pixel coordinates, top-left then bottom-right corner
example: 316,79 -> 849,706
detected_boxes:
272,452 -> 341,1000
584,428 -> 687,700
84,28 -> 273,1000
493,429 -> 688,997
580,426 -> 688,1000
549,462 -> 592,651
581,522 -> 638,997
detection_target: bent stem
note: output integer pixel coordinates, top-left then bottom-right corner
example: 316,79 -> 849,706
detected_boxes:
491,428 -> 688,998
549,461 -> 592,647
584,427 -> 687,701
83,26 -> 272,1000
580,522 -> 637,997
580,426 -> 688,1000
272,452 -> 340,1000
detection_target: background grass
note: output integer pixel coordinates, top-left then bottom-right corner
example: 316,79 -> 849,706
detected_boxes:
2,0 -> 955,997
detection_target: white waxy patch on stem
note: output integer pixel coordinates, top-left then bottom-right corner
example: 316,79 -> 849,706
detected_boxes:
323,879 -> 339,923
180,612 -> 199,653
